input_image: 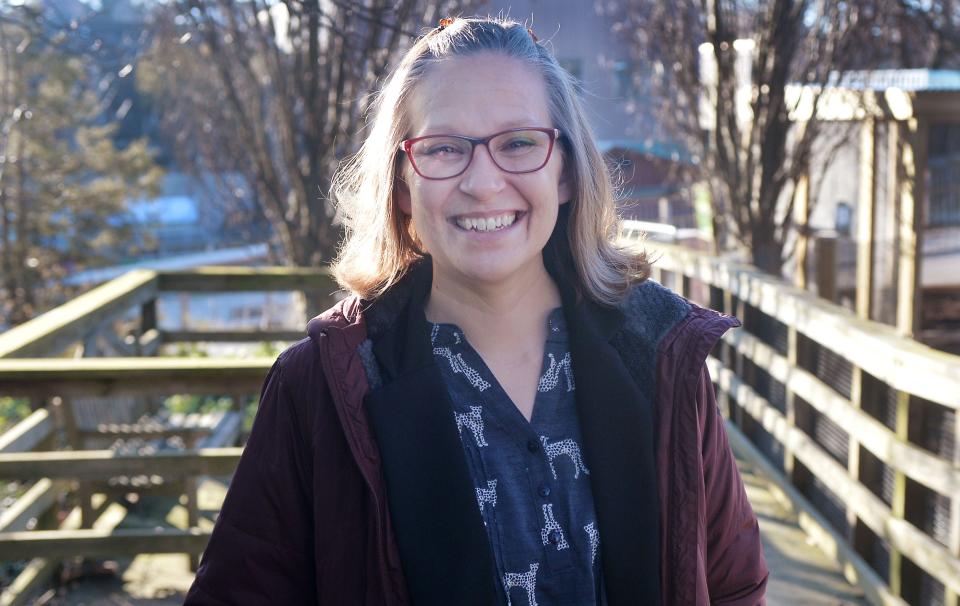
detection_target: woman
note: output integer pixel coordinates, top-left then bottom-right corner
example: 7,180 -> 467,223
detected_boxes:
185,16 -> 767,606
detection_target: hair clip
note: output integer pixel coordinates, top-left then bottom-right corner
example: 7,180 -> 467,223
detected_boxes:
527,27 -> 539,42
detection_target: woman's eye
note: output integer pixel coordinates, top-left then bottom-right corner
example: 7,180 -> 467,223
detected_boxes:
424,143 -> 465,156
500,138 -> 536,152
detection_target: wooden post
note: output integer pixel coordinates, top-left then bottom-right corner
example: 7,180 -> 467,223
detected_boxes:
139,299 -> 158,358
186,476 -> 200,572
784,325 -> 799,480
889,390 -> 911,598
856,117 -> 877,320
896,117 -> 927,337
794,173 -> 811,289
949,407 -> 960,606
814,235 -> 838,303
55,396 -> 95,529
141,298 -> 157,333
231,392 -> 246,414
847,365 -> 864,550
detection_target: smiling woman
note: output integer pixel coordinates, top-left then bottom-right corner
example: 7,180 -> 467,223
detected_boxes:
185,16 -> 768,606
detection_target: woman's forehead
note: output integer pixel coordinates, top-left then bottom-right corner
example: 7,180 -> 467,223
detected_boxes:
406,53 -> 552,136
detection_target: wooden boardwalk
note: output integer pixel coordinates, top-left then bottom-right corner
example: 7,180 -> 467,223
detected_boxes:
35,449 -> 869,606
735,451 -> 869,605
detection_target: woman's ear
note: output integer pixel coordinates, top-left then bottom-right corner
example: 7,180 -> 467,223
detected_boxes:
395,173 -> 412,215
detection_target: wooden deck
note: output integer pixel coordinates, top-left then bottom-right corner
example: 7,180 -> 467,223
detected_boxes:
39,453 -> 868,605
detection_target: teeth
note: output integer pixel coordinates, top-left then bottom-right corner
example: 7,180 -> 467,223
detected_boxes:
455,212 -> 518,232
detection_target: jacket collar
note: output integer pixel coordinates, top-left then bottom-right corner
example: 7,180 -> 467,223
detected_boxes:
362,210 -> 660,605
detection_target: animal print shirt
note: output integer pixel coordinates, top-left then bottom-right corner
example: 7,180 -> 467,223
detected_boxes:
431,308 -> 603,606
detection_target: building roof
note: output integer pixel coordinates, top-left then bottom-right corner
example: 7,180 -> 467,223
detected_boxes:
597,139 -> 694,163
828,70 -> 960,92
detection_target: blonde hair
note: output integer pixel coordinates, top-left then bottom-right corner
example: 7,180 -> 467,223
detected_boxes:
331,16 -> 649,305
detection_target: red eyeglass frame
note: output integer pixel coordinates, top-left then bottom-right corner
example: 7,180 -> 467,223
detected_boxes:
399,127 -> 562,180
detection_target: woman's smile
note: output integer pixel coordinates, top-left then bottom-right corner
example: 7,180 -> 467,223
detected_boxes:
452,210 -> 526,233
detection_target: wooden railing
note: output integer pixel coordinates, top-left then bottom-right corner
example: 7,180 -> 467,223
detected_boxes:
0,267 -> 336,606
627,233 -> 960,606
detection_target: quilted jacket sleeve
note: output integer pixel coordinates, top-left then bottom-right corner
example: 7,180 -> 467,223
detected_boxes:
699,365 -> 769,605
184,353 -> 317,605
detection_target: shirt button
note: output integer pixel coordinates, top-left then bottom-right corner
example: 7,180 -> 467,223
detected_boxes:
538,485 -> 551,498
548,530 -> 561,544
527,439 -> 540,453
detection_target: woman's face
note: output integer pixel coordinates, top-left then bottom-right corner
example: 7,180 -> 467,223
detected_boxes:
396,52 -> 572,289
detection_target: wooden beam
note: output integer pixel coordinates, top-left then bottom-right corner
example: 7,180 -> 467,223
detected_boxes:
889,389 -> 911,597
0,448 -> 243,480
950,408 -> 960,606
0,479 -> 67,533
815,236 -> 838,303
0,357 -> 273,398
0,527 -> 211,561
161,329 -> 305,343
0,270 -> 158,359
856,117 -> 877,319
0,409 -> 53,453
896,118 -> 927,337
793,173 -> 810,289
140,298 -> 157,333
848,365 -> 865,550
157,266 -> 337,293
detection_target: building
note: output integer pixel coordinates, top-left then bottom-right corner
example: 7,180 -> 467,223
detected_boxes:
789,70 -> 960,353
477,1 -> 696,227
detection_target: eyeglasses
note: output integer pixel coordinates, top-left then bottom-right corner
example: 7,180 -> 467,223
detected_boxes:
400,127 -> 561,180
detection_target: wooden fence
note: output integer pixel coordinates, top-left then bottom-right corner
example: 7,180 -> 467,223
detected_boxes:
0,267 -> 335,606
631,235 -> 960,606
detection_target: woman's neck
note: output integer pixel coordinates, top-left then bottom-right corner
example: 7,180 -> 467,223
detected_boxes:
425,261 -> 561,353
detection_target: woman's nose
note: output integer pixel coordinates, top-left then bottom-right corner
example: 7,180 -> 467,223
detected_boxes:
458,143 -> 506,199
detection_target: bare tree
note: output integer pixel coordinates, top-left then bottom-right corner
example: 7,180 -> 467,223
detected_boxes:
604,0 -> 945,275
139,0 -> 473,271
0,5 -> 161,327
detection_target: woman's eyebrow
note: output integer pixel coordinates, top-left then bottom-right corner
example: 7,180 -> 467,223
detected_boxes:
416,119 -> 549,136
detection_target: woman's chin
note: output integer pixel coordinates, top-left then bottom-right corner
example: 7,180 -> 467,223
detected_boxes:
437,255 -> 546,289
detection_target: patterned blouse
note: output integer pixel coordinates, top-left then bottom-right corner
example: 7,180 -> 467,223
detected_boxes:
431,307 -> 603,605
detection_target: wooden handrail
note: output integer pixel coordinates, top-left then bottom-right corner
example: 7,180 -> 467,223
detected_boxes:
0,270 -> 158,359
637,240 -> 960,409
157,265 -> 336,292
0,357 -> 274,397
0,448 -> 243,480
0,527 -> 211,560
0,409 -> 53,453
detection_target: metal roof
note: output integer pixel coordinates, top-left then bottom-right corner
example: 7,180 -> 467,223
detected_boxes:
828,69 -> 960,92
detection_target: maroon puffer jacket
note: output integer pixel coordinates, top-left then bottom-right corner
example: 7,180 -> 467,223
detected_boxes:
185,279 -> 767,605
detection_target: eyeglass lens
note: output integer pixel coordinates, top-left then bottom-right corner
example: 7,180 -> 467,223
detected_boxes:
408,129 -> 553,179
